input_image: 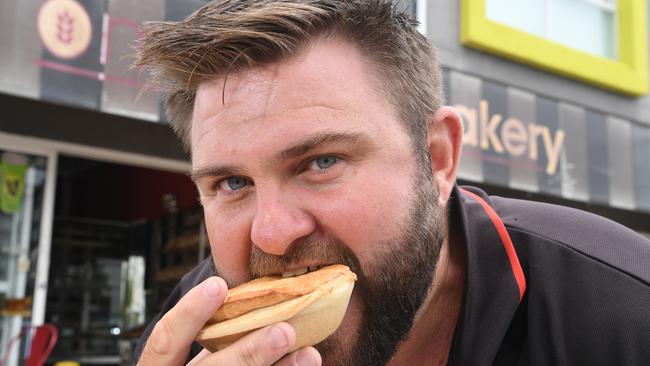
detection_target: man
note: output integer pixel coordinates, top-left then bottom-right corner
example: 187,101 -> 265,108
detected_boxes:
133,1 -> 650,365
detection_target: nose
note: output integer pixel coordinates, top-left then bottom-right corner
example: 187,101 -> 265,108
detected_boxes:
250,190 -> 316,255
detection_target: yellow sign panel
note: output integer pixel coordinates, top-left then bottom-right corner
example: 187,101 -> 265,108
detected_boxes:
1,161 -> 27,213
461,0 -> 649,96
37,0 -> 92,59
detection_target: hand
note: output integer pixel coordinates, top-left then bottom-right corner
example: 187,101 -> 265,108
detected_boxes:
137,276 -> 322,366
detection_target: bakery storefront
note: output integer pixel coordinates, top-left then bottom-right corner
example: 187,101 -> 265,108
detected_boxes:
447,67 -> 650,238
0,1 -> 212,365
1,1 -> 649,365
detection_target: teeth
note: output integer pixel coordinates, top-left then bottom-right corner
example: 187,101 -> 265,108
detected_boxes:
280,265 -> 327,278
281,267 -> 308,278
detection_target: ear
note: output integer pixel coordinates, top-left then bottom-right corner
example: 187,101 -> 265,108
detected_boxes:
427,106 -> 463,206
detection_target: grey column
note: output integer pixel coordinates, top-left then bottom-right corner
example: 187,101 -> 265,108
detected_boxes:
607,117 -> 635,210
481,80 -> 510,187
449,70 -> 484,183
536,96 -> 562,196
101,0 -> 166,121
559,103 -> 588,202
585,110 -> 609,205
0,1 -> 43,99
632,124 -> 650,212
507,88 -> 539,192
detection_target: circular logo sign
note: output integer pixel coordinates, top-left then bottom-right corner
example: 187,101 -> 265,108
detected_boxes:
37,0 -> 92,59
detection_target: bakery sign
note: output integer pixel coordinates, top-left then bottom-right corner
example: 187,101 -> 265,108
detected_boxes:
455,100 -> 565,175
37,0 -> 92,59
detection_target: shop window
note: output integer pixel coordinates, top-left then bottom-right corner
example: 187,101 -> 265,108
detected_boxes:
461,0 -> 648,96
487,0 -> 617,59
45,156 -> 202,364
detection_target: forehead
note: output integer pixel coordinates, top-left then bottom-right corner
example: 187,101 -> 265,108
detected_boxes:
190,39 -> 402,161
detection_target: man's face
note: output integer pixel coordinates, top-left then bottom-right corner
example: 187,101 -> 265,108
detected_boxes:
190,39 -> 445,364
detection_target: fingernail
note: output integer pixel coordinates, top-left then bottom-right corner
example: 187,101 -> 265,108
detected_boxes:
202,277 -> 222,298
268,325 -> 290,348
295,348 -> 319,366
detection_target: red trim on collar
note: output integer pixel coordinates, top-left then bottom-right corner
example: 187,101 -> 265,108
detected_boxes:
461,188 -> 527,302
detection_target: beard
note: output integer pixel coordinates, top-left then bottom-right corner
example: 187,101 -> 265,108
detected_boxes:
209,162 -> 445,366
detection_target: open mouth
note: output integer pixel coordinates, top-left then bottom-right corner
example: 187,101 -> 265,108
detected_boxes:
280,264 -> 328,278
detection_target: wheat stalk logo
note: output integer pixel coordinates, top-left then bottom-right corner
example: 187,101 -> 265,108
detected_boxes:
56,9 -> 75,44
37,0 -> 93,59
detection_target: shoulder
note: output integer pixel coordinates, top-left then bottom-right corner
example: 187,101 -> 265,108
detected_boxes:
489,195 -> 650,285
485,196 -> 650,363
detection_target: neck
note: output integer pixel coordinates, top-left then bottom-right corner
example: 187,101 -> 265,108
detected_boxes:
387,223 -> 466,366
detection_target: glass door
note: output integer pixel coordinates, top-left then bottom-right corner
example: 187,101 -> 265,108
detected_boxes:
0,149 -> 54,366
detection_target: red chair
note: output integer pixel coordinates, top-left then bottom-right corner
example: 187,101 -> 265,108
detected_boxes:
1,324 -> 58,366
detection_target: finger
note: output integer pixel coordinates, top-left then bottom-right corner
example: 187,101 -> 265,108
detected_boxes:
274,347 -> 322,366
196,322 -> 296,366
138,277 -> 227,366
186,349 -> 211,366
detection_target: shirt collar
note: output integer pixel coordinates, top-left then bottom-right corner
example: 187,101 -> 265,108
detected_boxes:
447,185 -> 524,365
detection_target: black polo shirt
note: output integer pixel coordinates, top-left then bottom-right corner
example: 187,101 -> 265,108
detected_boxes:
451,186 -> 650,365
134,185 -> 650,365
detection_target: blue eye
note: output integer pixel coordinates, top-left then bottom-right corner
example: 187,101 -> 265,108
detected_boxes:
314,156 -> 338,170
219,177 -> 249,191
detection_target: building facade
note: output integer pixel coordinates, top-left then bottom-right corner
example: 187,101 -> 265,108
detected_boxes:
0,0 -> 648,364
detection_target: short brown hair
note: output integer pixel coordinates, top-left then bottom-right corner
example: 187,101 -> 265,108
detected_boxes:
135,0 -> 443,154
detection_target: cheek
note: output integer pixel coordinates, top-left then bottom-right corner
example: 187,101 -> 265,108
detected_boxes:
313,171 -> 414,259
204,206 -> 252,283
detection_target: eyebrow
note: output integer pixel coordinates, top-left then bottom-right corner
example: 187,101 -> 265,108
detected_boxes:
274,131 -> 370,161
189,131 -> 372,182
189,164 -> 242,183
